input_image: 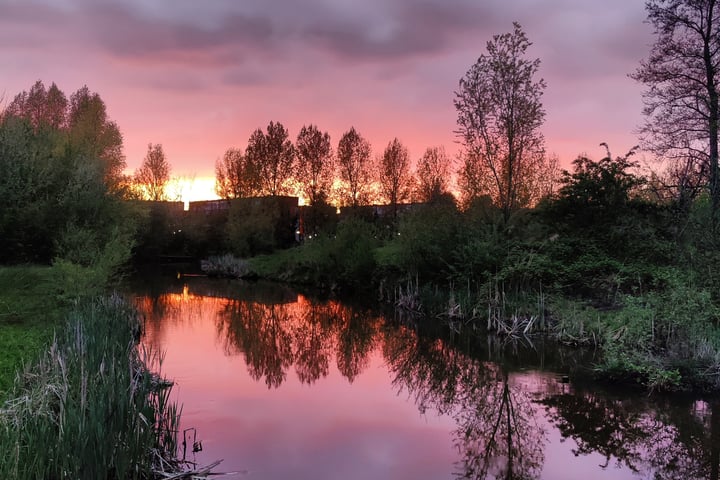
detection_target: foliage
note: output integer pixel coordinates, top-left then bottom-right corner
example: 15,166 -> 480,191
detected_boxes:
455,22 -> 548,217
377,138 -> 412,217
295,124 -> 334,206
134,143 -> 170,201
0,81 -> 136,267
415,146 -> 452,202
381,197 -> 462,280
251,217 -> 380,290
245,121 -> 295,196
0,295 -> 180,479
215,148 -> 256,199
225,198 -> 282,257
336,127 -> 373,207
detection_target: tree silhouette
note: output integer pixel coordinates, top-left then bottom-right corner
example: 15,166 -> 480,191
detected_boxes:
244,122 -> 295,196
377,137 -> 413,218
455,22 -> 547,218
295,124 -> 334,206
416,146 -> 453,203
337,127 -> 373,207
215,147 -> 259,199
632,0 -> 720,217
135,143 -> 171,201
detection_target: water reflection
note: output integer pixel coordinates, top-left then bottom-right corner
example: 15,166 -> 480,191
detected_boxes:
383,329 -> 545,479
132,277 -> 719,480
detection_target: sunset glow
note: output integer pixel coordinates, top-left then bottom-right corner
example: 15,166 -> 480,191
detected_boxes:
2,1 -> 652,185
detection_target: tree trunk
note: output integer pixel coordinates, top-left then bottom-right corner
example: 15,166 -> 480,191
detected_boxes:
705,0 -> 720,225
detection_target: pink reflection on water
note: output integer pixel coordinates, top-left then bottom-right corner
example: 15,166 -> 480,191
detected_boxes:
134,279 -> 702,480
138,285 -> 456,479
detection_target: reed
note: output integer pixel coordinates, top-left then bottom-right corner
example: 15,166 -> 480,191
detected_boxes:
0,294 -> 183,479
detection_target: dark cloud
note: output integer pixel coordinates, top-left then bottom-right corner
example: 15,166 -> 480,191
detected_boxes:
300,1 -> 499,61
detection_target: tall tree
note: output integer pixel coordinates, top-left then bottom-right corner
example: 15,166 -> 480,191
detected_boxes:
377,138 -> 412,217
631,0 -> 720,217
215,148 -> 258,199
337,127 -> 372,207
67,86 -> 126,191
455,22 -> 547,217
135,143 -> 170,201
5,80 -> 68,130
245,122 -> 295,196
244,128 -> 267,196
416,146 -> 452,202
0,81 -> 134,267
295,124 -> 334,205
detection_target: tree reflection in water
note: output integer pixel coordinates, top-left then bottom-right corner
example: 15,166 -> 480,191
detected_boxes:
133,279 -> 720,479
216,292 -> 381,388
383,327 -> 545,479
542,391 -> 720,479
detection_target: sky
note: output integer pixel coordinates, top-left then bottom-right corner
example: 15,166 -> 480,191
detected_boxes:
1,0 -> 654,200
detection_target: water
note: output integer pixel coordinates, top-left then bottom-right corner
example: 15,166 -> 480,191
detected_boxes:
131,275 -> 720,480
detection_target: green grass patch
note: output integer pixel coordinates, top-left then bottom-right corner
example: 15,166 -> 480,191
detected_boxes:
0,266 -> 66,397
0,295 -> 180,478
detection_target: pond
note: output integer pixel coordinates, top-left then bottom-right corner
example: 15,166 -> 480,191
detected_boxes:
130,274 -> 720,480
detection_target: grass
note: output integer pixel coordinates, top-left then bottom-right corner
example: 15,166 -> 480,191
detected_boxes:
0,294 -> 182,479
0,266 -> 65,396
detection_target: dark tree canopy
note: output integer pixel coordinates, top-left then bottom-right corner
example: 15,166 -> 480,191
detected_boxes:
415,146 -> 452,203
377,137 -> 412,215
295,124 -> 334,206
455,22 -> 547,217
245,122 -> 295,196
632,0 -> 720,215
337,127 -> 372,207
135,143 -> 171,201
215,148 -> 259,199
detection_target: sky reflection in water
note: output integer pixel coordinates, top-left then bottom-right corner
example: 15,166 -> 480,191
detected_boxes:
134,277 -> 719,480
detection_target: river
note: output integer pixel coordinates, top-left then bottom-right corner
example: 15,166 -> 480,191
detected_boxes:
130,274 -> 720,480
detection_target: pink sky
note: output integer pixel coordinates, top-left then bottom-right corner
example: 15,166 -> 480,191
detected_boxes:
2,0 -> 653,198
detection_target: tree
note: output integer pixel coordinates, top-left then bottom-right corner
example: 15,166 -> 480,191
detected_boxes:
67,86 -> 126,191
416,146 -> 452,202
377,138 -> 412,217
215,148 -> 258,199
135,143 -> 170,201
295,124 -> 334,205
245,122 -> 295,196
5,80 -> 67,130
631,0 -> 720,217
336,127 -> 372,207
455,22 -> 547,218
244,128 -> 267,195
0,81 -> 135,268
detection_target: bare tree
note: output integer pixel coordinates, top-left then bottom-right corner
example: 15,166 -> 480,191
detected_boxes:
337,127 -> 372,207
416,146 -> 452,202
215,148 -> 258,199
295,124 -> 334,205
455,22 -> 547,217
377,138 -> 412,217
631,0 -> 720,217
135,143 -> 170,201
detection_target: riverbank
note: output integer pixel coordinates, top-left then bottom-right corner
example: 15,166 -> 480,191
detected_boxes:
202,199 -> 720,394
0,265 -> 192,478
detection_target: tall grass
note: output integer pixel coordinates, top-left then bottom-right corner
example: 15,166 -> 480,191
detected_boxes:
0,294 -> 180,479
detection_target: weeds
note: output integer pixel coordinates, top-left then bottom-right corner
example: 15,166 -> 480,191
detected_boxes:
0,294 -> 193,479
